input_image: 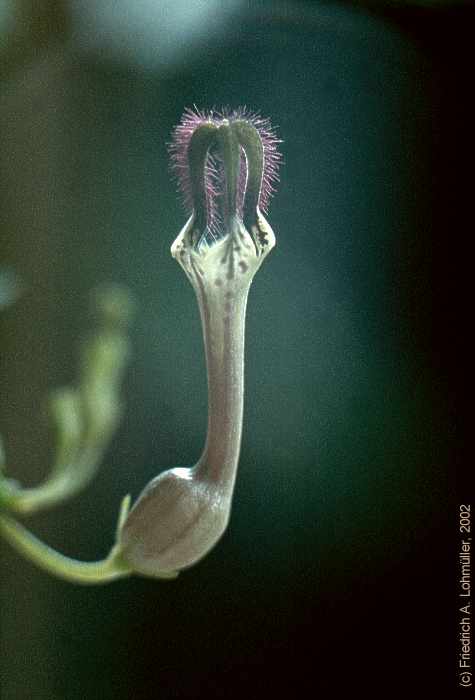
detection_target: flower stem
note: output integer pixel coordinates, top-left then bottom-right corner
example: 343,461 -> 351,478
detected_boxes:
0,514 -> 131,585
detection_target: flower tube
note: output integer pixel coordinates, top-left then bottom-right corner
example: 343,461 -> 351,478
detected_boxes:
118,108 -> 282,576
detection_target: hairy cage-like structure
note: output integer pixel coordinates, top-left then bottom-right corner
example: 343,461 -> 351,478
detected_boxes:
118,107 -> 281,576
169,107 -> 281,247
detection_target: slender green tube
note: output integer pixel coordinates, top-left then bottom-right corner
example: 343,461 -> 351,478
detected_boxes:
0,514 -> 131,585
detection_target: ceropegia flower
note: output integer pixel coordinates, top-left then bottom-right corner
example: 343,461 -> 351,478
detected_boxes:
118,107 -> 282,577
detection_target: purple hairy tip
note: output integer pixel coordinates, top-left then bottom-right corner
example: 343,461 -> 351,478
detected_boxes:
169,106 -> 282,233
228,106 -> 282,214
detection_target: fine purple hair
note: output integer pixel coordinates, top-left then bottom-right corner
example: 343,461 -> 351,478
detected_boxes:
169,107 -> 281,234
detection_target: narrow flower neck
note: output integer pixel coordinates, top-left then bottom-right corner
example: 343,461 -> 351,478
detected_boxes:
194,282 -> 248,494
172,214 -> 275,498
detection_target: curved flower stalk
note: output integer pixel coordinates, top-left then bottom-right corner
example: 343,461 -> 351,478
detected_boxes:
0,284 -> 134,515
0,285 -> 137,584
0,107 -> 281,585
118,108 -> 281,576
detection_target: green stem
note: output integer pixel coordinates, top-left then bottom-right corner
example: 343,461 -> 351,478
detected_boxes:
6,442 -> 107,516
0,514 -> 132,585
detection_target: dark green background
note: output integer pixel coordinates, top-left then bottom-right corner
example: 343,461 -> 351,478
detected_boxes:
1,2 -> 469,697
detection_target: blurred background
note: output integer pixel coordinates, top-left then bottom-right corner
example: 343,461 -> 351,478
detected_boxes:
0,1 -> 470,697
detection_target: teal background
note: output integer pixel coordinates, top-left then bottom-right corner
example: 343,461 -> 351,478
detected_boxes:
1,2 -> 469,697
